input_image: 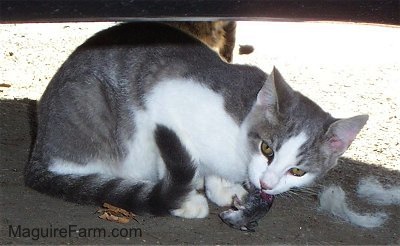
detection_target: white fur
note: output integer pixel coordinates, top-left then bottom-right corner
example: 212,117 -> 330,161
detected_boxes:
49,158 -> 115,177
142,79 -> 249,182
249,131 -> 315,194
319,186 -> 387,228
205,176 -> 247,206
248,155 -> 269,189
357,177 -> 400,205
121,110 -> 163,182
171,191 -> 209,218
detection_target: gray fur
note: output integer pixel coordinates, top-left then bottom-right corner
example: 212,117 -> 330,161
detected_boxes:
34,23 -> 265,165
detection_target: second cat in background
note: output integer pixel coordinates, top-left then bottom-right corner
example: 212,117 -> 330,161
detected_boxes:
168,21 -> 237,62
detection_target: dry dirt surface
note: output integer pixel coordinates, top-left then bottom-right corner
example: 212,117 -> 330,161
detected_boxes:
0,21 -> 399,244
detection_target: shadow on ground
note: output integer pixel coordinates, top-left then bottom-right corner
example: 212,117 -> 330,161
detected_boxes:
1,99 -> 399,244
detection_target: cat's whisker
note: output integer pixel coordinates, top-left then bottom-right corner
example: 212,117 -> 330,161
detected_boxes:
287,191 -> 297,199
311,184 -> 326,190
297,186 -> 320,195
285,188 -> 320,202
286,192 -> 293,198
300,189 -> 319,196
289,190 -> 301,197
281,190 -> 304,201
277,192 -> 294,200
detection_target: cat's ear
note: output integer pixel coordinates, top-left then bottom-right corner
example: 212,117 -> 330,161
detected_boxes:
323,115 -> 369,156
256,67 -> 293,121
256,68 -> 277,107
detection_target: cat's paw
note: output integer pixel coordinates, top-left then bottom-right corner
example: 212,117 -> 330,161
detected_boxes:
205,176 -> 248,207
171,191 -> 209,219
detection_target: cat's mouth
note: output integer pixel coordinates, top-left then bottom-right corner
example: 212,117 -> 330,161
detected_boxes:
260,191 -> 274,203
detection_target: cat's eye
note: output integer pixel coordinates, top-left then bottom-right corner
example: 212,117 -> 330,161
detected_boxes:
289,168 -> 307,177
260,141 -> 274,163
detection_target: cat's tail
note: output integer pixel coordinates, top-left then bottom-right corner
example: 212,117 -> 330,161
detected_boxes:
24,125 -> 196,216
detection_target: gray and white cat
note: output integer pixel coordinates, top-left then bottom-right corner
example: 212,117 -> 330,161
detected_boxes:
25,22 -> 368,219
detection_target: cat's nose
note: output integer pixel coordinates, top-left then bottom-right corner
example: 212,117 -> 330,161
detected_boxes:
260,180 -> 270,190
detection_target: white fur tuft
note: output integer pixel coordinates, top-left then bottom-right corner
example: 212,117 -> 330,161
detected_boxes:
319,186 -> 387,228
357,177 -> 400,205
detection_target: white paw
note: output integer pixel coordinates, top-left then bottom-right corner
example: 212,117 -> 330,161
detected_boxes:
171,191 -> 209,219
205,176 -> 248,207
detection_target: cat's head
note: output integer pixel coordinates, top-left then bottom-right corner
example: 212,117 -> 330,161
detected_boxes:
245,67 -> 368,195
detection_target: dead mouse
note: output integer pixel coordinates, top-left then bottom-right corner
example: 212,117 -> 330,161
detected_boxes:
219,184 -> 274,232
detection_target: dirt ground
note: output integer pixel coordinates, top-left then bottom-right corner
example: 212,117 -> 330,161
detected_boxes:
0,21 -> 399,244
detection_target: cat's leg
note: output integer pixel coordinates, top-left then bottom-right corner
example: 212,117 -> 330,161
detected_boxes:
155,125 -> 209,219
219,21 -> 236,63
205,175 -> 247,207
171,190 -> 209,219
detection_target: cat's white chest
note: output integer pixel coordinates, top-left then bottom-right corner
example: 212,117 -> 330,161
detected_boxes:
122,79 -> 248,183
